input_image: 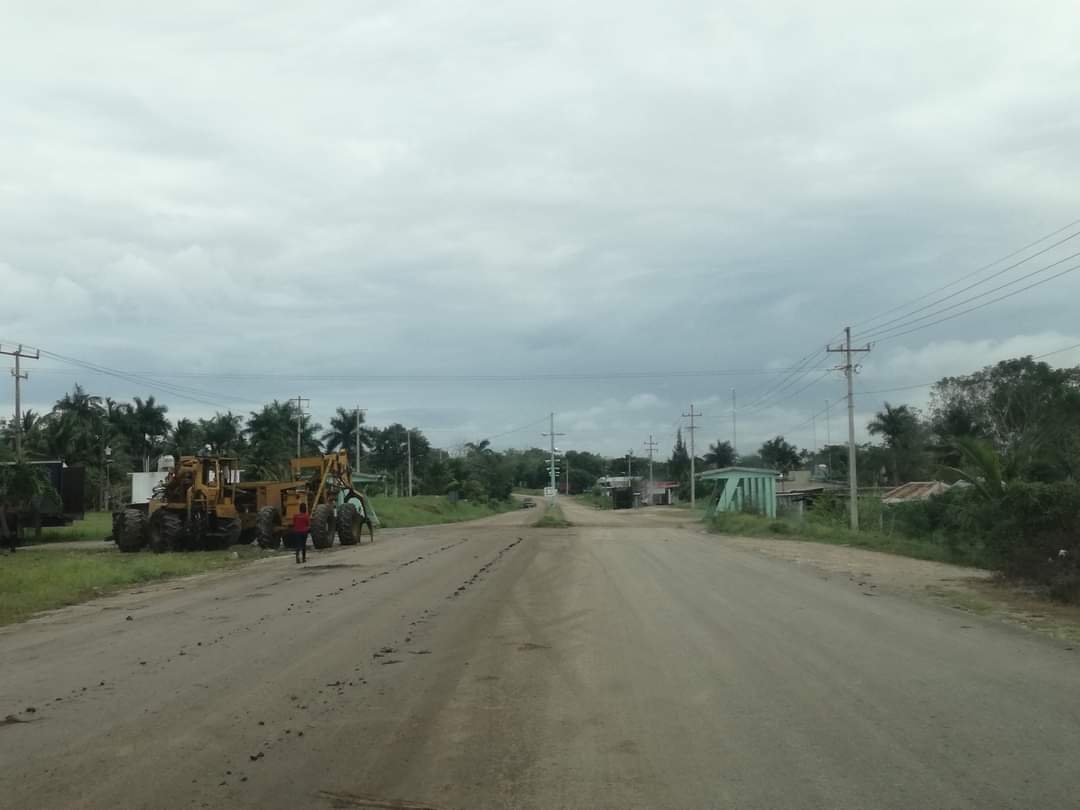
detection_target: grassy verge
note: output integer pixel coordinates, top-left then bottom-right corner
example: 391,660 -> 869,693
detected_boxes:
369,495 -> 514,529
535,501 -> 572,528
512,487 -> 545,496
575,493 -> 613,510
26,511 -> 113,545
707,511 -> 987,567
0,546 -> 271,625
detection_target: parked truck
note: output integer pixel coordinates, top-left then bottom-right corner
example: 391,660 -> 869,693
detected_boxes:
0,460 -> 85,543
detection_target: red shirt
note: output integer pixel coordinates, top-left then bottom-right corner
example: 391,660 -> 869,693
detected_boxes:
292,512 -> 310,534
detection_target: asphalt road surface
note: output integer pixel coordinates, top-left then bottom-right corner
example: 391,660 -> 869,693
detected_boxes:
2,500 -> 1078,809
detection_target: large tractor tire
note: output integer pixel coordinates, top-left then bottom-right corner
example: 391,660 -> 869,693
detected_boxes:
310,503 -> 336,550
205,517 -> 241,550
148,510 -> 184,554
255,506 -> 280,550
116,508 -> 149,553
337,503 -> 362,546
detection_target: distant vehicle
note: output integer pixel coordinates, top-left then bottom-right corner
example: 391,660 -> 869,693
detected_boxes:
521,498 -> 536,509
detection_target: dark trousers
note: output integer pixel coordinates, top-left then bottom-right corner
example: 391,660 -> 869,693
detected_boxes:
289,532 -> 307,560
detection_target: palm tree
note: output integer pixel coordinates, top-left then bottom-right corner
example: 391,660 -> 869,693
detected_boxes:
1,410 -> 46,458
115,396 -> 171,471
867,402 -> 920,485
321,407 -> 372,467
465,439 -> 493,456
199,412 -> 244,455
945,436 -> 1011,501
245,401 -> 322,478
170,418 -> 204,457
50,384 -> 105,464
703,440 -> 736,469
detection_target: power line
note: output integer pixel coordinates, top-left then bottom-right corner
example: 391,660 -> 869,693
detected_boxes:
1035,341 -> 1080,360
859,251 -> 1080,343
865,260 -> 1080,345
741,368 -> 834,416
0,340 -> 256,408
857,234 -> 1080,338
35,367 -> 837,383
481,414 -> 551,443
739,345 -> 834,413
852,217 -> 1080,331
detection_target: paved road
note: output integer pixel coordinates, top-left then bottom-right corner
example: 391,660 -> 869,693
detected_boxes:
2,500 -> 1078,809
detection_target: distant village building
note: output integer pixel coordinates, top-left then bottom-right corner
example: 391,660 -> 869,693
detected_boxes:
643,481 -> 679,506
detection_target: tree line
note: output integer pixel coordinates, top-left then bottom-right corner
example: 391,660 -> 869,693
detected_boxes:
3,353 -> 1077,510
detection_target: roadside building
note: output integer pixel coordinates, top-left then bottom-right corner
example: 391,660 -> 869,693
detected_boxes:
643,481 -> 679,506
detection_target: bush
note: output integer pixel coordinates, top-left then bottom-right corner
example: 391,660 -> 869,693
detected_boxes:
461,479 -> 487,503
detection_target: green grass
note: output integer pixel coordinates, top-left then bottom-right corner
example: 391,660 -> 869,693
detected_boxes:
534,501 -> 572,528
512,487 -> 545,496
368,495 -> 514,529
29,511 -> 114,544
575,493 -> 613,510
0,546 -> 271,625
706,510 -> 987,568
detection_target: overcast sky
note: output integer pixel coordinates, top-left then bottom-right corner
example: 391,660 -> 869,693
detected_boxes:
2,1 -> 1080,459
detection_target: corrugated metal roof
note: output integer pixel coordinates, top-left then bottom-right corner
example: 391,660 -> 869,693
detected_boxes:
881,481 -> 951,504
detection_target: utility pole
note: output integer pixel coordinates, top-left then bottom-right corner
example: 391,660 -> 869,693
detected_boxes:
682,403 -> 702,507
292,395 -> 310,458
731,388 -> 737,458
354,406 -> 366,470
643,435 -> 658,502
626,450 -> 633,479
406,429 -> 413,497
541,412 -> 564,501
827,328 -> 870,530
1,344 -> 39,461
825,399 -> 832,479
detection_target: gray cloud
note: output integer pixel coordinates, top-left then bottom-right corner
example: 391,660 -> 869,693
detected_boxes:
3,1 -> 1080,458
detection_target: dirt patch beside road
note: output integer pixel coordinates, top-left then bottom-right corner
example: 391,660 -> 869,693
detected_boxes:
713,532 -> 1080,643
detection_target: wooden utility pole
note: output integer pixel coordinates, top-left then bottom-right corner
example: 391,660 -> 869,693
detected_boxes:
682,404 -> 702,507
292,396 -> 310,458
827,328 -> 870,530
541,413 -> 564,502
1,344 -> 39,460
643,435 -> 658,503
406,429 -> 413,497
354,406 -> 366,470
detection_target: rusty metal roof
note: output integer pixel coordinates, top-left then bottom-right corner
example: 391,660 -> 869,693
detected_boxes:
881,481 -> 951,504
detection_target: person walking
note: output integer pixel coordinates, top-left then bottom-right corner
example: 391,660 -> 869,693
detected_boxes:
290,502 -> 309,563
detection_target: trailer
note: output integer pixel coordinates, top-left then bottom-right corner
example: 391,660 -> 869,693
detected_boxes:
0,460 -> 85,541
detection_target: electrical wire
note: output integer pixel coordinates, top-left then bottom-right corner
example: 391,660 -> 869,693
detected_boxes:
858,239 -> 1080,340
852,217 -> 1080,331
480,414 -> 551,444
738,345 -> 833,413
1035,341 -> 1080,360
858,251 -> 1080,343
865,261 -> 1080,345
54,367 -> 837,383
35,348 -> 254,408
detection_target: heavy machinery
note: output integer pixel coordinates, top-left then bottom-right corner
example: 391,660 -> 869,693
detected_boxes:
114,450 -> 375,553
114,455 -> 243,552
237,450 -> 375,550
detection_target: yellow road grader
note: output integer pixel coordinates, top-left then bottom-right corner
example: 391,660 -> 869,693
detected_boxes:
113,450 -> 374,553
